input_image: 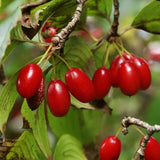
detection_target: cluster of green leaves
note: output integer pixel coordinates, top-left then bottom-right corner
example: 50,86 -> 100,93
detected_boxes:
1,0 -> 160,159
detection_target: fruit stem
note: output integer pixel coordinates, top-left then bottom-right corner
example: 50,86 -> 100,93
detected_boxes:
113,42 -> 123,57
55,54 -> 71,70
37,43 -> 54,66
103,43 -> 110,67
116,39 -> 131,56
131,125 -> 145,137
42,54 -> 52,70
115,126 -> 123,138
51,56 -> 57,80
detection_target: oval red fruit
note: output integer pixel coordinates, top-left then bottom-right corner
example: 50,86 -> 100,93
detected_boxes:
27,78 -> 45,110
140,136 -> 160,160
16,63 -> 42,98
109,55 -> 124,87
119,61 -> 140,96
109,53 -> 134,87
99,136 -> 121,160
44,38 -> 52,43
133,57 -> 151,90
47,80 -> 70,117
92,67 -> 111,99
65,68 -> 95,103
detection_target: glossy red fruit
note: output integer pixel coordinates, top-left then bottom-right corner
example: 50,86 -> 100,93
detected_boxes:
109,55 -> 124,87
65,68 -> 95,103
48,27 -> 57,36
42,22 -> 50,32
133,57 -> 151,90
99,136 -> 121,160
140,136 -> 160,160
27,78 -> 45,110
44,38 -> 52,43
109,53 -> 134,87
92,67 -> 111,99
119,61 -> 140,96
16,63 -> 42,98
47,80 -> 70,117
123,52 -> 135,61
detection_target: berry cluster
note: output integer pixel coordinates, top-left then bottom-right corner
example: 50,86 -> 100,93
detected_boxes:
99,136 -> 160,160
16,52 -> 151,116
110,53 -> 151,96
16,62 -> 110,116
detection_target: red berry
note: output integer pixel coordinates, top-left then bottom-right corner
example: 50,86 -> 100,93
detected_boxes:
42,22 -> 50,32
99,136 -> 121,160
109,55 -> 124,87
65,68 -> 95,103
119,61 -> 140,96
16,63 -> 42,98
44,38 -> 52,43
92,67 -> 111,99
133,57 -> 151,90
140,136 -> 160,160
47,80 -> 70,117
27,78 -> 45,110
123,52 -> 135,60
109,53 -> 134,87
48,27 -> 57,37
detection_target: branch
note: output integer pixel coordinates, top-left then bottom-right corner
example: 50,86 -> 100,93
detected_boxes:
107,0 -> 120,42
52,0 -> 87,49
121,116 -> 160,160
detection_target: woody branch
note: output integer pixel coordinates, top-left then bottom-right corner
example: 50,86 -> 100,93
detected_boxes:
52,0 -> 87,49
121,116 -> 160,160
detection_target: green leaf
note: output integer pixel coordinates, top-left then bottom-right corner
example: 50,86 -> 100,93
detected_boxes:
48,107 -> 103,145
39,0 -> 76,28
88,0 -> 112,18
54,134 -> 87,160
71,96 -> 95,110
0,73 -> 19,134
1,40 -> 20,65
6,131 -> 46,160
56,36 -> 96,81
97,0 -> 113,17
132,0 -> 160,34
21,100 -> 52,159
0,7 -> 22,62
93,42 -> 108,68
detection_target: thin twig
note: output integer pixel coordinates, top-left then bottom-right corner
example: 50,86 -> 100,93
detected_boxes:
121,116 -> 160,160
107,0 -> 120,42
52,0 -> 87,49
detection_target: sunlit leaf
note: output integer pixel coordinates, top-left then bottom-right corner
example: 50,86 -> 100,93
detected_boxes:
54,134 -> 87,160
132,0 -> 160,34
21,100 -> 52,159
